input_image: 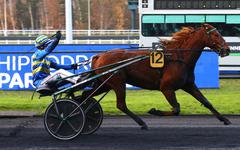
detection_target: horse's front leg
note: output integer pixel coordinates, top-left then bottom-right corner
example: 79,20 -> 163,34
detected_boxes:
183,83 -> 231,125
148,90 -> 180,116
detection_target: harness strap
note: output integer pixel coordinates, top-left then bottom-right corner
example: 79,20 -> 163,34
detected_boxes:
206,28 -> 216,34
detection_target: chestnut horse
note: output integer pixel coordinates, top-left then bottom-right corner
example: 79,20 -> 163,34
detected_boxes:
83,24 -> 231,129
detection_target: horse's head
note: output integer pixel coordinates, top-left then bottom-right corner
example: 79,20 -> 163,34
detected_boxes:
202,24 -> 230,57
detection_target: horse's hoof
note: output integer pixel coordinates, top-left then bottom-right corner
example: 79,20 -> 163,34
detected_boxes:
220,117 -> 232,125
148,108 -> 163,116
141,125 -> 148,130
148,108 -> 157,115
223,119 -> 232,125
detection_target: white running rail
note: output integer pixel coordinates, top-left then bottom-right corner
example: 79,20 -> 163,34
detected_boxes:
0,30 -> 139,36
0,39 -> 139,44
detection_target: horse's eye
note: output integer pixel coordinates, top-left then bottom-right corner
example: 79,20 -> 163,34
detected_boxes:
214,33 -> 219,37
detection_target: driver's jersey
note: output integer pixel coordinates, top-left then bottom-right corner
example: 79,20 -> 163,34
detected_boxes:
32,38 -> 72,87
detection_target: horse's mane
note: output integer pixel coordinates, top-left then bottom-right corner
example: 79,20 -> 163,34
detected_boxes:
161,27 -> 196,49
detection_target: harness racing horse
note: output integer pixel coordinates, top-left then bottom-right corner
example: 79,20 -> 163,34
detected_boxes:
82,24 -> 231,130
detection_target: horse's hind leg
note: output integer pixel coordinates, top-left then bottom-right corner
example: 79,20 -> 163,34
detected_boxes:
110,82 -> 148,130
183,83 -> 231,125
148,90 -> 180,116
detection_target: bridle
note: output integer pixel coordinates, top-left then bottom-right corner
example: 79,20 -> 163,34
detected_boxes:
205,27 -> 225,56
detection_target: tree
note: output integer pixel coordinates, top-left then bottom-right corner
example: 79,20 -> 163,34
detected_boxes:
0,0 -> 4,30
16,0 -> 30,29
46,0 -> 65,29
0,0 -> 136,30
9,0 -> 16,29
112,1 -> 128,29
91,0 -> 113,29
72,0 -> 88,29
91,0 -> 132,29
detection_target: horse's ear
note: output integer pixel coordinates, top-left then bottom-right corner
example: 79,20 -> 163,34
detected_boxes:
201,23 -> 209,30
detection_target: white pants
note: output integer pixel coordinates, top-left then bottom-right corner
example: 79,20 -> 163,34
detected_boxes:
41,69 -> 78,85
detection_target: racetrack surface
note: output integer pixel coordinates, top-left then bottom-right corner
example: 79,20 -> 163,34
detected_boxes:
0,115 -> 240,150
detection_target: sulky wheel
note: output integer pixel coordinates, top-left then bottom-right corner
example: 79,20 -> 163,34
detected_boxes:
76,97 -> 103,135
44,99 -> 85,140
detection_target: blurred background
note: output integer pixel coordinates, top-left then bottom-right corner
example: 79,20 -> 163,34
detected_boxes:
0,0 -> 136,30
0,0 -> 140,42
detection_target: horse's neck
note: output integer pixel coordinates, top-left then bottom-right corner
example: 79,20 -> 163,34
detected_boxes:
181,29 -> 206,68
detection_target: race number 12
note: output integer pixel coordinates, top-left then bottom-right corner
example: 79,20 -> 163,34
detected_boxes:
150,52 -> 164,68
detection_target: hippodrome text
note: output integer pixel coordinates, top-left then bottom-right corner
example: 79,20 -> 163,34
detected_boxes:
0,54 -> 91,90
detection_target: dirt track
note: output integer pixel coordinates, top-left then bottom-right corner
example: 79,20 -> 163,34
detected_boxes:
0,115 -> 240,150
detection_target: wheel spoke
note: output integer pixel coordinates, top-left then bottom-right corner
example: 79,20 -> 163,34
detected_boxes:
86,115 -> 99,122
65,106 -> 80,119
67,111 -> 81,119
66,120 -> 78,132
54,121 -> 64,134
84,103 -> 96,114
48,113 -> 59,119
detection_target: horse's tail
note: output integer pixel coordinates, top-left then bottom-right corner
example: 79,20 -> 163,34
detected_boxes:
88,54 -> 109,91
91,55 -> 100,69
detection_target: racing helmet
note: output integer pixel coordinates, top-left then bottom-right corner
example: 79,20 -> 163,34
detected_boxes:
35,35 -> 50,48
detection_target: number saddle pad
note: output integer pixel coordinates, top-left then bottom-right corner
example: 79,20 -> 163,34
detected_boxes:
150,51 -> 164,68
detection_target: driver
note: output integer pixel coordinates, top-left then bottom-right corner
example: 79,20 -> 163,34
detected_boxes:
32,31 -> 78,93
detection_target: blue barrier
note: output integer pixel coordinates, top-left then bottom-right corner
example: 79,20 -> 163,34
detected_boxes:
0,44 -> 219,90
195,52 -> 218,88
